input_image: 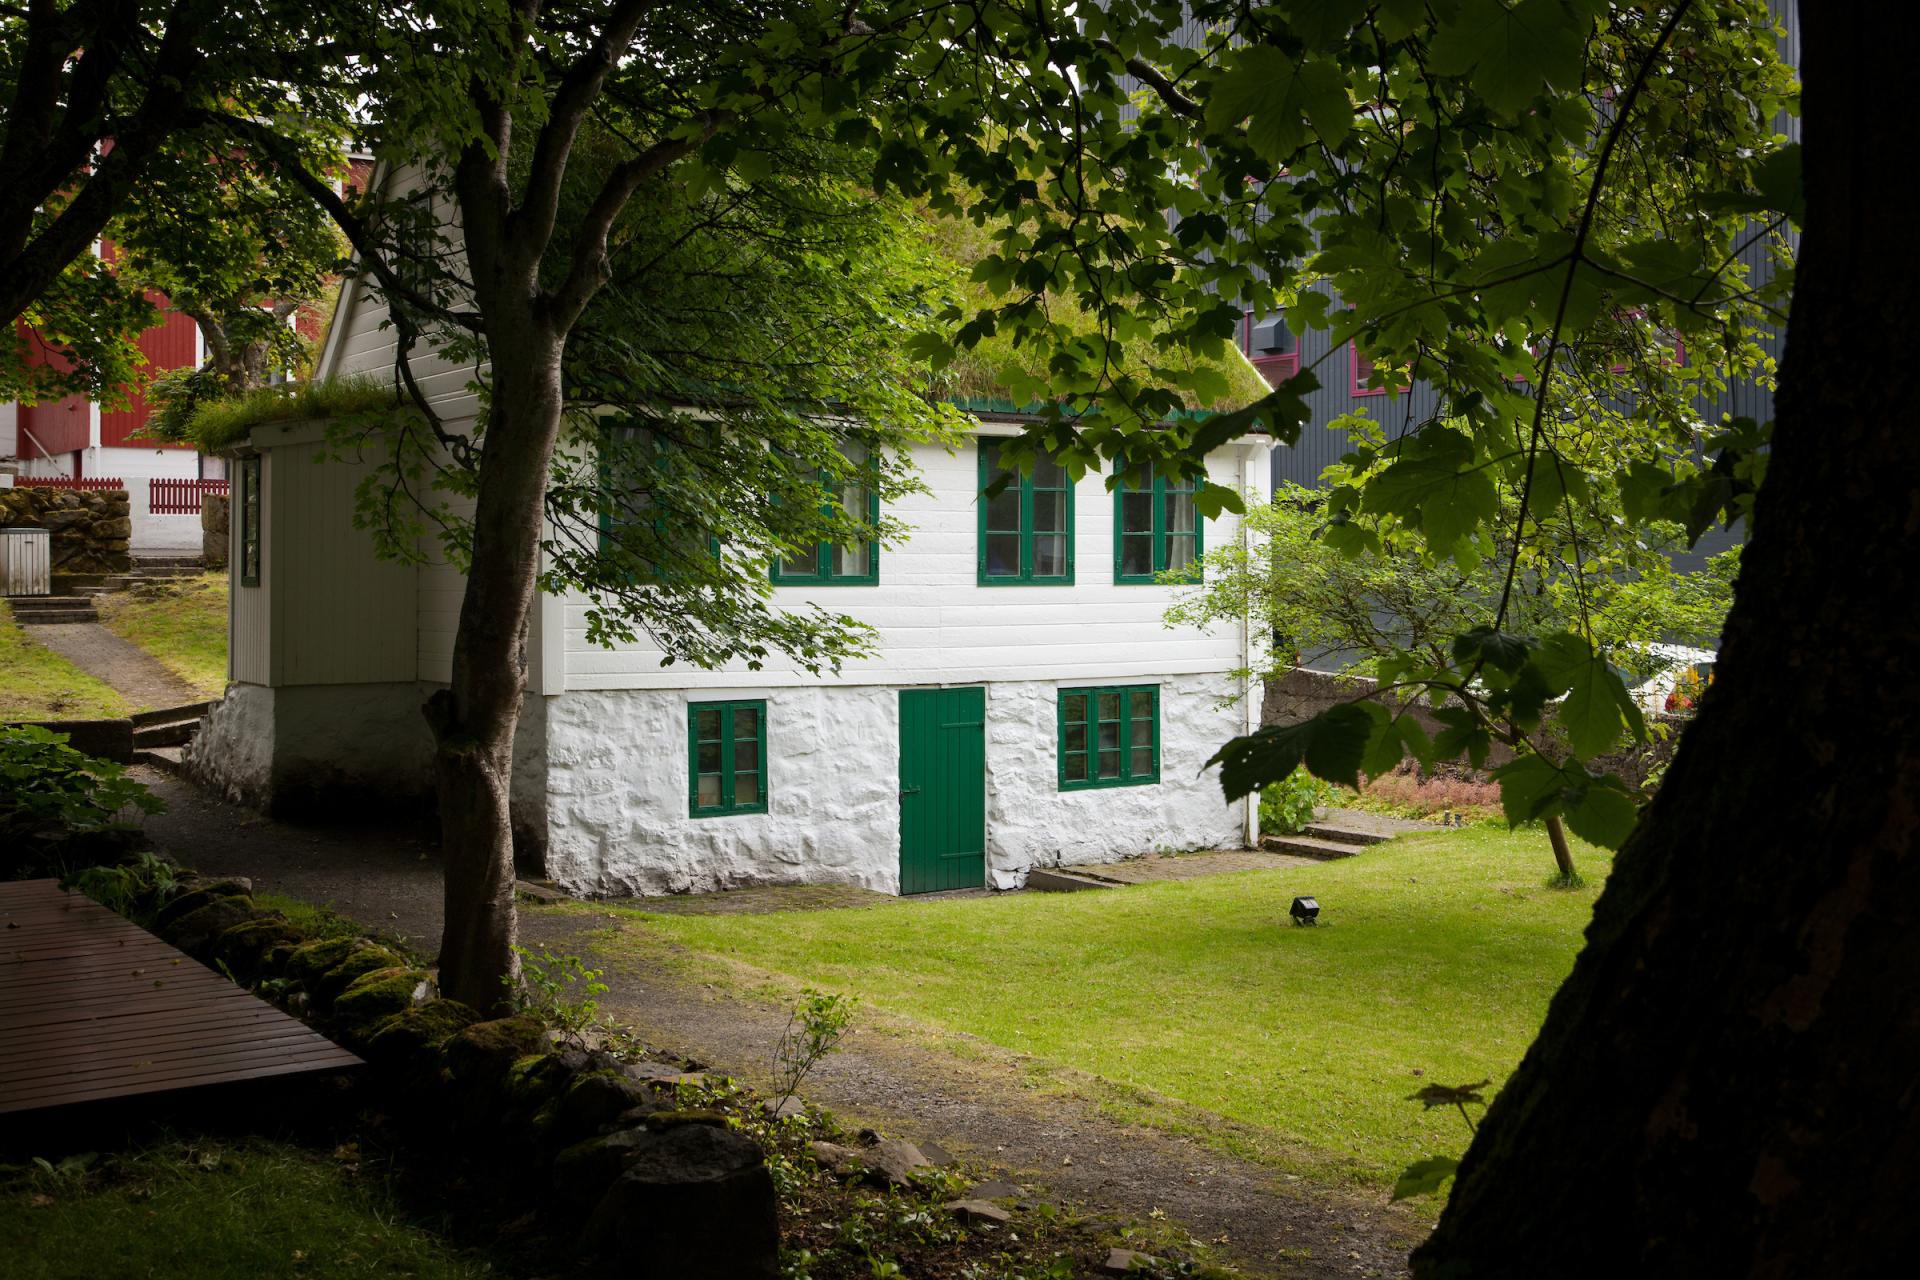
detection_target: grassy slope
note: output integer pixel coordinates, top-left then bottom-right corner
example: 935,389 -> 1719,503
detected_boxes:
0,604 -> 128,721
631,827 -> 1606,1187
0,1139 -> 489,1280
96,573 -> 229,698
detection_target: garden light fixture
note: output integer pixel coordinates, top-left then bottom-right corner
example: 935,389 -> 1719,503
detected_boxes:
1290,896 -> 1320,926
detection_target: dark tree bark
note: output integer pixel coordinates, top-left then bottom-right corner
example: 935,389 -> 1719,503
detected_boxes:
1413,4 -> 1920,1272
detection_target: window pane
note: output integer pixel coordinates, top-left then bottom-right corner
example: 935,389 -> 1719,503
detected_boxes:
1097,749 -> 1121,778
697,774 -> 722,806
1064,723 -> 1087,753
1032,532 -> 1066,578
1097,693 -> 1121,720
696,709 -> 722,740
1120,491 -> 1153,535
1098,722 -> 1120,751
732,706 -> 759,742
1130,690 -> 1154,719
985,532 -> 1021,577
1130,746 -> 1154,777
834,540 -> 869,577
697,741 -> 722,773
985,486 -> 1020,531
734,738 -> 759,773
1033,490 -> 1065,534
1166,534 -> 1197,574
735,772 -> 760,805
1031,454 -> 1065,489
1062,692 -> 1087,725
1064,753 -> 1089,782
1167,490 -> 1196,535
1120,535 -> 1153,578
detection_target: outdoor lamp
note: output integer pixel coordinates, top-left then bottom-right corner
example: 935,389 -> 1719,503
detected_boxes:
1290,896 -> 1320,926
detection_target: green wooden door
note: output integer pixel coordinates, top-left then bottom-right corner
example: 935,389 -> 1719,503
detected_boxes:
898,687 -> 987,894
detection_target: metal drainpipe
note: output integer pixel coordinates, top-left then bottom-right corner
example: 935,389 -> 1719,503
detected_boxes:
1239,441 -> 1261,848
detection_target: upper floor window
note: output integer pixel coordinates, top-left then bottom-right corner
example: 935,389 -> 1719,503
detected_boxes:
1114,463 -> 1203,583
599,426 -> 714,583
772,441 -> 880,586
978,440 -> 1073,585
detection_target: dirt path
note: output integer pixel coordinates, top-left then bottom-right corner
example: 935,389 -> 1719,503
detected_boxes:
25,622 -> 196,711
132,766 -> 1423,1279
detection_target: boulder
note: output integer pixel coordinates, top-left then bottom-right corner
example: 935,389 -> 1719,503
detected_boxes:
161,897 -> 270,958
311,943 -> 408,1009
363,1000 -> 480,1068
580,1123 -> 778,1280
859,1138 -> 932,1188
331,967 -> 433,1044
209,915 -> 297,982
154,881 -> 254,931
444,1015 -> 548,1084
1099,1248 -> 1166,1276
551,1072 -> 657,1146
285,937 -> 364,988
808,1140 -> 858,1173
551,1127 -> 660,1218
942,1199 -> 1013,1225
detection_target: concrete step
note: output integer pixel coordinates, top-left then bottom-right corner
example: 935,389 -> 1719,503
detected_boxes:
1259,833 -> 1365,860
131,700 -> 213,728
1301,821 -> 1394,847
10,607 -> 98,624
133,720 -> 199,748
131,556 -> 204,570
132,745 -> 186,774
7,595 -> 91,608
1024,868 -> 1117,892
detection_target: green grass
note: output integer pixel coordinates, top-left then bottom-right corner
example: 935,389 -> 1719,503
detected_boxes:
624,827 -> 1607,1188
0,604 -> 129,721
0,1138 -> 492,1280
97,574 -> 228,698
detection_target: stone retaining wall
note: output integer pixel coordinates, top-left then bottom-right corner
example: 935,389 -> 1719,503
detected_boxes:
0,485 -> 132,574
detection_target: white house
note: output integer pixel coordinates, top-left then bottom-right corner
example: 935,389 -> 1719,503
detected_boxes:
185,196 -> 1272,898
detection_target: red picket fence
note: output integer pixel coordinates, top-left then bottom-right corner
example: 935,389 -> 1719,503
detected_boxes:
14,476 -> 125,492
150,477 -> 229,515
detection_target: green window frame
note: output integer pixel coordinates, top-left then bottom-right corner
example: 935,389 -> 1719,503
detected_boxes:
771,442 -> 881,585
978,439 -> 1074,585
236,455 -> 262,588
1058,685 -> 1159,790
688,699 -> 768,817
1113,464 -> 1203,583
599,426 -> 716,584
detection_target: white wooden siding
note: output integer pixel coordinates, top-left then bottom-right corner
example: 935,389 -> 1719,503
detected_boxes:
561,438 -> 1265,690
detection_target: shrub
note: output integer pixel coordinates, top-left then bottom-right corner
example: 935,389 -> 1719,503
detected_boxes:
1351,761 -> 1502,823
1259,767 -> 1330,835
0,726 -> 163,879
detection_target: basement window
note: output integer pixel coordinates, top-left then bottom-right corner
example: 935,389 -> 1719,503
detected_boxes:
1058,685 -> 1159,790
689,700 -> 768,817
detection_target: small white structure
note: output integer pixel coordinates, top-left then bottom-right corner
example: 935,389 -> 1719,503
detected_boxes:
187,192 -> 1271,897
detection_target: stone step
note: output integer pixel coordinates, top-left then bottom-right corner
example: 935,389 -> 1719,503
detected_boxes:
1259,833 -> 1364,860
131,555 -> 204,569
1301,821 -> 1394,847
131,701 -> 213,728
7,595 -> 91,608
132,745 -> 186,774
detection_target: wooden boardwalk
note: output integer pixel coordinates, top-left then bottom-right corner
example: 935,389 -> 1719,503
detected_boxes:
0,879 -> 362,1116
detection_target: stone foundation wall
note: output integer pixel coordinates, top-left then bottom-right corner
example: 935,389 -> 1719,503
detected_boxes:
202,493 -> 229,568
0,485 -> 132,574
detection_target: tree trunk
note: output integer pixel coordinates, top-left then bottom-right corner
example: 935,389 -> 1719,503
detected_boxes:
1542,814 -> 1576,882
1414,5 -> 1920,1272
428,316 -> 565,1014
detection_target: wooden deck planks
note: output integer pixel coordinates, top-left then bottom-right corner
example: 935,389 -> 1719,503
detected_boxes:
0,879 -> 362,1116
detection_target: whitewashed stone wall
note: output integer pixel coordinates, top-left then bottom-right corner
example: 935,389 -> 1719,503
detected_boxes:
540,673 -> 1249,897
184,681 -> 279,808
184,680 -> 435,814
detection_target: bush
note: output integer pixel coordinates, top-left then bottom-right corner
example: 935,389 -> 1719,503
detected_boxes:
0,726 -> 163,879
1259,767 -> 1330,835
1351,761 -> 1502,823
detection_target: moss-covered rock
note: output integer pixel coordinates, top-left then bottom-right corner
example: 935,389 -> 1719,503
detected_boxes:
311,943 -> 408,1009
210,914 -> 296,982
153,880 -> 252,931
363,999 -> 480,1068
285,936 -> 363,988
444,1015 -> 548,1085
550,1072 -> 656,1147
331,967 -> 432,1045
161,897 -> 270,959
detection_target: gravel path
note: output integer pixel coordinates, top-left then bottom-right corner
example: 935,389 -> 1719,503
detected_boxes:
24,622 -> 196,711
132,766 -> 1423,1279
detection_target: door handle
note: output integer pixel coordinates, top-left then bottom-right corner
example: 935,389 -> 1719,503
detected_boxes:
898,786 -> 921,800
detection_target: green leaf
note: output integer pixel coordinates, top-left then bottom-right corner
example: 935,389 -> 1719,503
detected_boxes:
1534,632 -> 1630,759
1453,626 -> 1535,673
1427,0 -> 1590,116
1562,774 -> 1641,848
1392,1156 -> 1461,1202
1493,754 -> 1566,826
1206,47 -> 1351,163
1430,707 -> 1493,769
1207,703 -> 1376,800
1361,707 -> 1435,777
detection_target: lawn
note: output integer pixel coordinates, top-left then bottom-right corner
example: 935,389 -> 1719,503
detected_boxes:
0,1138 -> 492,1280
97,573 -> 229,698
627,826 -> 1607,1188
0,604 -> 128,721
